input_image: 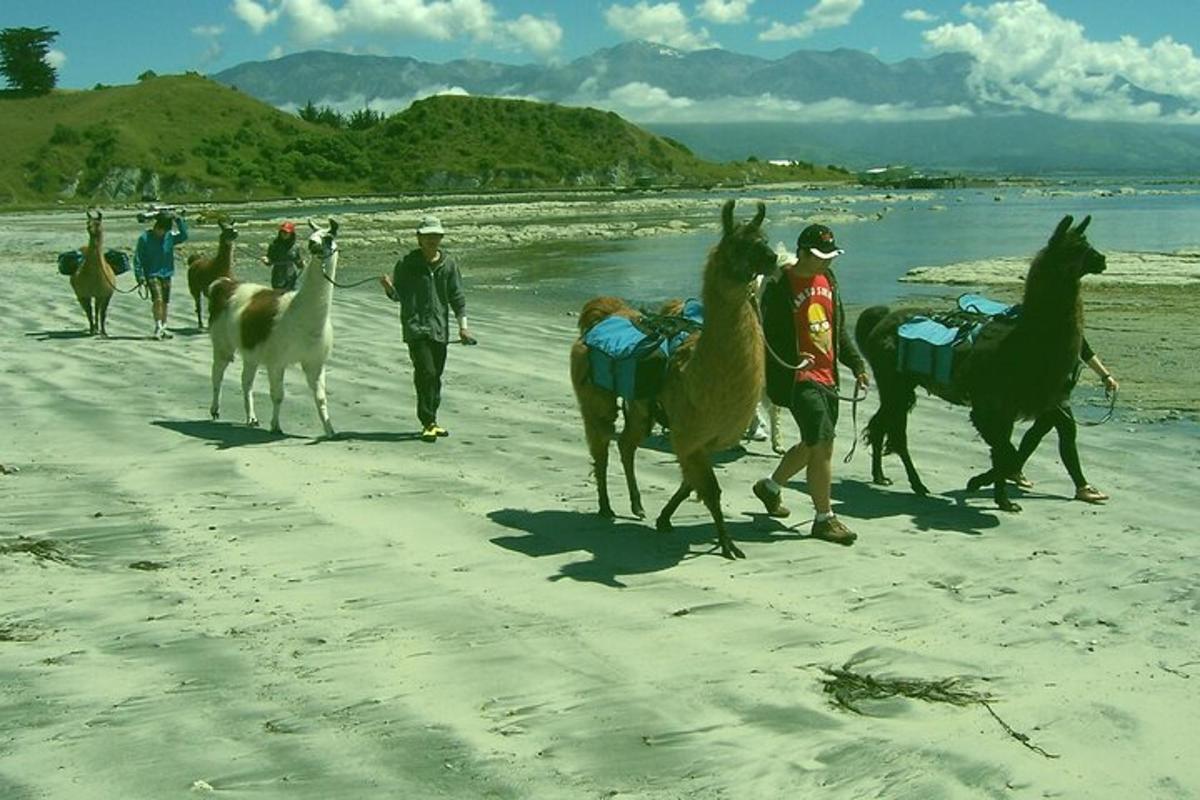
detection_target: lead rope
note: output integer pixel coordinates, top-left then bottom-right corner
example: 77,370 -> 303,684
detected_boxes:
1076,386 -> 1117,427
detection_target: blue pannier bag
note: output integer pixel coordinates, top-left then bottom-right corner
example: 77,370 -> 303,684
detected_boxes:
583,299 -> 704,402
897,317 -> 961,385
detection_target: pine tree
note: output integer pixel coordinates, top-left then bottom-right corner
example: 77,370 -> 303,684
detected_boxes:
0,26 -> 59,96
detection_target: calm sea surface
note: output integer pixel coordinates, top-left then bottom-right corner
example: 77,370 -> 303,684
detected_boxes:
483,183 -> 1200,308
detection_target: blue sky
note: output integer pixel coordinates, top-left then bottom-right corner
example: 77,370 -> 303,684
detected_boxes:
3,1 -> 1200,122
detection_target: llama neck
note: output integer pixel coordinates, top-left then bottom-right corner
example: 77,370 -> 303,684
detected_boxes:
85,227 -> 103,263
216,240 -> 235,273
293,249 -> 336,311
694,273 -> 761,366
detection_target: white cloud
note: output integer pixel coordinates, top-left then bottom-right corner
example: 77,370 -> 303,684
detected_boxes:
901,8 -> 936,23
759,0 -> 863,42
924,0 -> 1200,122
566,80 -> 971,124
232,0 -> 561,58
45,49 -> 67,70
697,0 -> 754,25
604,2 -> 716,51
281,84 -> 472,116
231,0 -> 281,34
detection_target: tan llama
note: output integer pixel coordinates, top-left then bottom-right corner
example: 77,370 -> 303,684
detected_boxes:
570,200 -> 778,559
71,209 -> 117,336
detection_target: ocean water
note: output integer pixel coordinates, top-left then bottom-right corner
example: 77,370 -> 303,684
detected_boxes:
494,183 -> 1200,308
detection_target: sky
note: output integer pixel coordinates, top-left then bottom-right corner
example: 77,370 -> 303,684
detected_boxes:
3,0 -> 1200,122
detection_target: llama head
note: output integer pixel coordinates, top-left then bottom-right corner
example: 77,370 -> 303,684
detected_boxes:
1037,214 -> 1107,284
85,208 -> 103,238
307,218 -> 339,256
217,220 -> 239,244
713,200 -> 776,284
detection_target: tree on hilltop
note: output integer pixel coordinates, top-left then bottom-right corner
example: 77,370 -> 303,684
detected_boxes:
0,26 -> 59,95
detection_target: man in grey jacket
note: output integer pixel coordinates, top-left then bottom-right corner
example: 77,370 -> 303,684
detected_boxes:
380,215 -> 476,442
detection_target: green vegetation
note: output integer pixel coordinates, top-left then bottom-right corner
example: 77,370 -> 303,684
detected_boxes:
0,26 -> 59,96
0,73 -> 847,206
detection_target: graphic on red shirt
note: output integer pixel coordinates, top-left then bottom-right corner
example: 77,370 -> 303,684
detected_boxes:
788,270 -> 836,386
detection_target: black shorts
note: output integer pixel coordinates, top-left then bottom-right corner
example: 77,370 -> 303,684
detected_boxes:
787,380 -> 839,445
147,277 -> 171,304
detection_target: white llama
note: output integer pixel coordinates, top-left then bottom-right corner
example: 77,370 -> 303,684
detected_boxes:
206,219 -> 340,437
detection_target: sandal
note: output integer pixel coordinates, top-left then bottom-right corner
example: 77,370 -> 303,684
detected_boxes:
1074,485 -> 1109,503
1009,472 -> 1034,490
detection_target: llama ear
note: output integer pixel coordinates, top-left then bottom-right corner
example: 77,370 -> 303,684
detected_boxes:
1051,215 -> 1074,243
328,219 -> 338,238
750,202 -> 765,230
721,199 -> 735,235
307,218 -> 319,232
1073,215 -> 1092,236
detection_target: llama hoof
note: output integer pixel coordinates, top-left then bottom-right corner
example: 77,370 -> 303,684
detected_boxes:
872,476 -> 893,487
597,504 -> 616,519
655,516 -> 673,533
271,425 -> 283,435
721,541 -> 746,560
998,500 -> 1022,513
210,409 -> 220,420
247,418 -> 260,428
631,505 -> 646,520
966,473 -> 990,491
912,483 -> 931,496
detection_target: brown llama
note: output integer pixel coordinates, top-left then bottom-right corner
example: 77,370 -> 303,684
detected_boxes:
570,199 -> 778,559
187,220 -> 239,330
71,209 -> 116,336
854,215 -> 1106,512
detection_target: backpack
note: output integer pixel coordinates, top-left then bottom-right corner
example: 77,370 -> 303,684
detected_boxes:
896,293 -> 1020,385
57,249 -> 132,276
583,299 -> 703,402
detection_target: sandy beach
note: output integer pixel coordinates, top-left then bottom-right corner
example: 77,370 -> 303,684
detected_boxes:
2,206 -> 1199,799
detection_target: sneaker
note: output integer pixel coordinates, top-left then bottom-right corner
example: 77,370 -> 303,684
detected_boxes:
753,479 -> 790,518
1009,472 -> 1034,489
430,424 -> 449,438
420,424 -> 438,443
160,328 -> 174,339
153,327 -> 165,340
811,515 -> 857,546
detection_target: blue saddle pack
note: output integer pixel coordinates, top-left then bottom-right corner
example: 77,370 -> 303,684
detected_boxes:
584,298 -> 703,402
896,293 -> 1019,385
57,249 -> 132,277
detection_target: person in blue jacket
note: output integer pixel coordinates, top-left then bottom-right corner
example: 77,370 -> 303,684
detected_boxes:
134,209 -> 188,340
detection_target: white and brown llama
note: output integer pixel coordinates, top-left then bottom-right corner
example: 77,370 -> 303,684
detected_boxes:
570,200 -> 777,559
71,209 -> 116,336
206,219 -> 339,438
187,220 -> 238,330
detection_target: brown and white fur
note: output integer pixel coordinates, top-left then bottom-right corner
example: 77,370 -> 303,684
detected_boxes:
187,220 -> 238,330
71,209 -> 116,336
206,219 -> 339,438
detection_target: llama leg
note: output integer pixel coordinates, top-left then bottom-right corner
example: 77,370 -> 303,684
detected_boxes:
576,384 -> 618,517
210,350 -> 233,419
240,358 -> 260,427
864,411 -> 892,486
303,361 -> 335,438
889,413 -> 930,496
194,294 -> 204,331
969,408 -> 1055,490
78,297 -> 96,335
267,364 -> 286,434
655,481 -> 692,533
617,401 -> 653,519
97,297 -> 111,338
678,450 -> 744,559
972,408 -> 1020,512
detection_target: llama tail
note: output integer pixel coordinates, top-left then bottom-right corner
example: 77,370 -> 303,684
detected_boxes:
855,304 -> 892,354
578,296 -> 638,335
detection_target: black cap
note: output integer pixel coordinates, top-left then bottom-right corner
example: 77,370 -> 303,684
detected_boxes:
797,224 -> 843,259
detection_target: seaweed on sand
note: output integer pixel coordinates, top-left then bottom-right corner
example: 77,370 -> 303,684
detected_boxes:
0,536 -> 74,566
820,662 -> 1059,759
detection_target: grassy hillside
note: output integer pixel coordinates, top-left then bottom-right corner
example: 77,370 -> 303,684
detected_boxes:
0,74 -> 847,206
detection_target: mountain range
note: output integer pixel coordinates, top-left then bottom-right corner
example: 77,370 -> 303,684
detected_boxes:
212,41 -> 1200,175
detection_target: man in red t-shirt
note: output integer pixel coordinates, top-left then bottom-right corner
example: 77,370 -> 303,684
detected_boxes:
754,224 -> 869,545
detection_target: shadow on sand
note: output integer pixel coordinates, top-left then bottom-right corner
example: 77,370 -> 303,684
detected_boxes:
332,430 -> 426,444
151,419 -> 302,450
488,507 -> 806,588
834,478 -> 1002,536
25,330 -> 156,342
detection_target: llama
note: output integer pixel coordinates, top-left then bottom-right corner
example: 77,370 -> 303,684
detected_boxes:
855,215 -> 1106,512
570,200 -> 777,559
71,209 -> 116,336
207,219 -> 340,438
186,220 -> 238,330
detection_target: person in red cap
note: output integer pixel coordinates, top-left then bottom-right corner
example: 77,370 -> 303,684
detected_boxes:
261,221 -> 305,290
753,223 -> 869,545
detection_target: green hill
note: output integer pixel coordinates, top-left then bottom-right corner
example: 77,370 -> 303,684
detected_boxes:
0,73 -> 847,206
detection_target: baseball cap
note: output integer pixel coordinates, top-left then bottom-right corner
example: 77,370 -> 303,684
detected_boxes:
416,215 -> 445,235
796,224 -> 843,259
279,221 -> 296,234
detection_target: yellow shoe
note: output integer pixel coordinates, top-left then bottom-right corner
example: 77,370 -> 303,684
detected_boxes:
430,424 -> 449,438
421,424 -> 438,442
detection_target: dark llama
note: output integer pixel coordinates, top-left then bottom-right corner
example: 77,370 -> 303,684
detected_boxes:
854,215 -> 1106,512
